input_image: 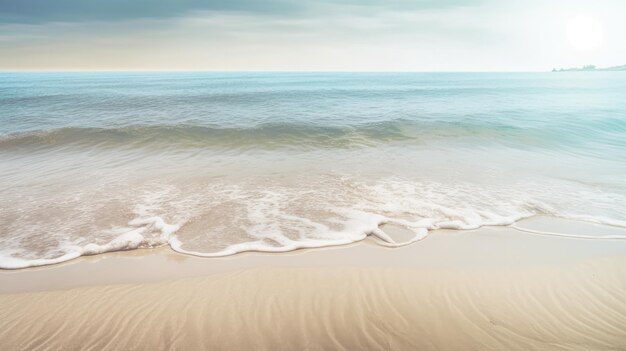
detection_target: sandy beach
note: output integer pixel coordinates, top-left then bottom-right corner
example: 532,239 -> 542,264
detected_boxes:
3,0 -> 626,349
2,220 -> 626,350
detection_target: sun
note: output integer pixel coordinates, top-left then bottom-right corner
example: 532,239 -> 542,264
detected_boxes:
567,15 -> 604,51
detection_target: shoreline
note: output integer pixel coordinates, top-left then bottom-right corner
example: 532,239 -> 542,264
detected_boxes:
3,214 -> 626,272
2,223 -> 626,349
3,219 -> 626,292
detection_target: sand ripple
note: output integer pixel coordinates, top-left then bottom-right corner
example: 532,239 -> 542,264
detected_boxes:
1,258 -> 626,350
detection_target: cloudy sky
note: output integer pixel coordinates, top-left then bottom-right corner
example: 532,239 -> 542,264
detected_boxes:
0,0 -> 624,71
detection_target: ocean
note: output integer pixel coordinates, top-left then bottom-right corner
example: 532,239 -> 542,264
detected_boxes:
1,71 -> 625,269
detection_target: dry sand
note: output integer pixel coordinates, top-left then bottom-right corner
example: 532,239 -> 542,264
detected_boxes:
1,221 -> 626,350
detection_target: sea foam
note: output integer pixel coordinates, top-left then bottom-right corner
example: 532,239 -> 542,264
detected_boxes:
2,176 -> 625,269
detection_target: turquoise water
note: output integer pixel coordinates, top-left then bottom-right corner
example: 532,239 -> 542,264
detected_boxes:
1,72 -> 625,268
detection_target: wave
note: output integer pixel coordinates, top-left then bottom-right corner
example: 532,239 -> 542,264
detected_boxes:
0,122 -> 416,150
2,119 -> 624,159
0,119 -> 604,148
0,213 -> 511,270
3,211 -> 625,270
2,176 -> 626,270
0,214 -> 426,270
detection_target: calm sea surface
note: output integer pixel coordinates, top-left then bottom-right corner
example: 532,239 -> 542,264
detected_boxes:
1,72 -> 625,268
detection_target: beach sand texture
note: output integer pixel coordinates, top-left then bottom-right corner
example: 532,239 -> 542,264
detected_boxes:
2,227 -> 626,350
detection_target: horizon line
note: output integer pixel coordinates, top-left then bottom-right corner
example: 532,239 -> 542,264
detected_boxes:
0,69 -> 551,73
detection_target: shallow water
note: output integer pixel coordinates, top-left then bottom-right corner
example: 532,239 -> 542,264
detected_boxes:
1,71 -> 625,268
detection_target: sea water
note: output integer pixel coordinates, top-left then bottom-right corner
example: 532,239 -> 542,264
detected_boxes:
1,72 -> 625,268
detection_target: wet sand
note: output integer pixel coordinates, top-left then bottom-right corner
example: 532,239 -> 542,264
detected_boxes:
2,223 -> 626,350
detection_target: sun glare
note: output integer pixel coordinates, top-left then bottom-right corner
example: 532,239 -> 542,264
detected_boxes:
567,15 -> 604,51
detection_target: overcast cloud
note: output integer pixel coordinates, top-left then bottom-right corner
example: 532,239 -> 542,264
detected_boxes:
0,0 -> 623,70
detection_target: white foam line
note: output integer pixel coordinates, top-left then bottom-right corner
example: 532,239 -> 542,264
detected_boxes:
169,221 -> 430,258
510,224 -> 626,240
371,227 -> 428,247
4,213 -> 625,270
369,233 -> 428,248
0,229 -> 153,270
0,251 -> 83,270
557,214 -> 626,229
168,236 -> 365,258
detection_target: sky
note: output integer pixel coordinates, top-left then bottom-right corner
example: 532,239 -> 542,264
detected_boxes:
0,0 -> 624,71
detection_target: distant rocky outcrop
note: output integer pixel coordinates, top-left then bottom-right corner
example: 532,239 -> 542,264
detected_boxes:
552,64 -> 626,72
